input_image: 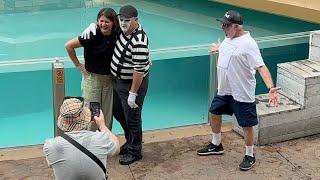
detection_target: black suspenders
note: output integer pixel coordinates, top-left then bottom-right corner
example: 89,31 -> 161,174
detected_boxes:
116,30 -> 144,78
61,133 -> 108,179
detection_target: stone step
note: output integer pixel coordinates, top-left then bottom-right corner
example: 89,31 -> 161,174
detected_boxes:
255,93 -> 301,117
233,93 -> 320,145
277,59 -> 320,107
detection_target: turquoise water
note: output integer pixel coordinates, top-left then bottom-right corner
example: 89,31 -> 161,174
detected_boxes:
0,57 -> 209,147
0,43 -> 308,148
0,0 -> 319,148
0,0 -> 319,61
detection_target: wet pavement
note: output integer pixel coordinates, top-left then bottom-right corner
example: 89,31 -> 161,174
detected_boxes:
1,129 -> 320,180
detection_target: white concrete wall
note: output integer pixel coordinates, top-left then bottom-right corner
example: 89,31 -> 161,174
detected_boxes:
214,0 -> 320,23
309,31 -> 320,61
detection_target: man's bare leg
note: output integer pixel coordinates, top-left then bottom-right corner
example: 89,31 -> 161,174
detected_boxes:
239,126 -> 256,171
197,114 -> 224,155
210,114 -> 222,133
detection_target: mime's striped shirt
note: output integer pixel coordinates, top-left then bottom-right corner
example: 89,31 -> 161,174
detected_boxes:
111,24 -> 150,80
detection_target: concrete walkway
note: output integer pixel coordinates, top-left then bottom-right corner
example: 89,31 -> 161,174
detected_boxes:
1,129 -> 320,180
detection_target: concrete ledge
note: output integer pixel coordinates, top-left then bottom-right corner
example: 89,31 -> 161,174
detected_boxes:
309,46 -> 320,61
0,123 -> 232,161
310,31 -> 320,47
255,93 -> 301,117
214,0 -> 320,23
233,93 -> 302,145
277,60 -> 320,107
237,50 -> 320,145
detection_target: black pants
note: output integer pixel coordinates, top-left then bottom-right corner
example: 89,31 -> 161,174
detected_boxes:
112,75 -> 149,157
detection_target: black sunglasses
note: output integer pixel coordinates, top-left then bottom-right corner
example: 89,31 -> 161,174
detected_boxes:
221,23 -> 232,28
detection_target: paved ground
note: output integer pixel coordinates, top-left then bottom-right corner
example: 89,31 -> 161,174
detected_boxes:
1,130 -> 320,180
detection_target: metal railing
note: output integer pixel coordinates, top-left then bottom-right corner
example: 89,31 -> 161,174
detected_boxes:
0,30 -> 313,134
0,31 -> 312,68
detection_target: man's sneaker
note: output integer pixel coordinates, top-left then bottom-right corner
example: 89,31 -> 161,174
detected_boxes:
197,143 -> 224,156
239,155 -> 256,171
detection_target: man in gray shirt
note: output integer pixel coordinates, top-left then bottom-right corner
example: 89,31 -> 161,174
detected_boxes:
44,97 -> 120,180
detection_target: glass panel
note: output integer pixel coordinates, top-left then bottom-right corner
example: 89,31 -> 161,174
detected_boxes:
64,56 -> 210,135
0,0 -> 319,148
256,32 -> 310,94
0,63 -> 54,148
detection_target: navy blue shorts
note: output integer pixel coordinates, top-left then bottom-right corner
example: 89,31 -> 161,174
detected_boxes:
209,95 -> 258,127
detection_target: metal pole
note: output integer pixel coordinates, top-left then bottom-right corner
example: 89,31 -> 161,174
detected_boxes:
52,58 -> 65,136
208,52 -> 218,122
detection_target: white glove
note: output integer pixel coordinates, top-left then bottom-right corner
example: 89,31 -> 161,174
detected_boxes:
81,23 -> 97,40
128,91 -> 138,108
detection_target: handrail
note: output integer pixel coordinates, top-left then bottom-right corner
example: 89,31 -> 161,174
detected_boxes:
255,31 -> 310,41
0,56 -> 77,65
0,31 -> 312,66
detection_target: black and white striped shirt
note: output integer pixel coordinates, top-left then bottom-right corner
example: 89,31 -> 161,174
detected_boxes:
111,24 -> 150,80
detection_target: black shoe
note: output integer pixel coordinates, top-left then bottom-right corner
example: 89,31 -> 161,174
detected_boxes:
197,143 -> 224,156
119,143 -> 128,155
119,154 -> 142,165
239,155 -> 256,171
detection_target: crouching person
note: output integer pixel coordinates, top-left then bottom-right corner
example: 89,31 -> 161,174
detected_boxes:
43,97 -> 120,180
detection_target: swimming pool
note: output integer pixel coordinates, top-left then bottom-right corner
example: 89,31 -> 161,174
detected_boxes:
1,0 -> 319,148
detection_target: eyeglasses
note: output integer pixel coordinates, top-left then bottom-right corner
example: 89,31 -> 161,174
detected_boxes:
221,23 -> 232,28
61,96 -> 84,118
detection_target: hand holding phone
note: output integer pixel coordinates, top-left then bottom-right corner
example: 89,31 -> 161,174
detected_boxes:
90,102 -> 100,118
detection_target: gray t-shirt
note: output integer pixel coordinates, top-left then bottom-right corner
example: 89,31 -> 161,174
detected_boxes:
217,32 -> 265,102
43,130 -> 117,180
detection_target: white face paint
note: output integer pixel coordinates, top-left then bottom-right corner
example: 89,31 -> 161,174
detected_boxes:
118,16 -> 131,33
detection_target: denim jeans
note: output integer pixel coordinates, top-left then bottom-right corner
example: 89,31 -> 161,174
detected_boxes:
112,75 -> 149,157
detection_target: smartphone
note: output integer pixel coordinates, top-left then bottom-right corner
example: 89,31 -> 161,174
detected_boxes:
90,102 -> 100,118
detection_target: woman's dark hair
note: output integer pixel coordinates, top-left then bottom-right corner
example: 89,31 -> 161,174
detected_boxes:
96,8 -> 119,33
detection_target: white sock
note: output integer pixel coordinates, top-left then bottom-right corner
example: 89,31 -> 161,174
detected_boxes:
245,145 -> 254,157
211,133 -> 221,146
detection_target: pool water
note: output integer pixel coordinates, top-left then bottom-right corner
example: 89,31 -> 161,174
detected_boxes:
0,0 -> 319,148
1,0 -> 319,61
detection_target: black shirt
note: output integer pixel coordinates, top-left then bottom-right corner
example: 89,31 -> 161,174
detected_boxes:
78,27 -> 117,75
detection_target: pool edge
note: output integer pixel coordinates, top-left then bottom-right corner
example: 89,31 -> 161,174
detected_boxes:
0,121 -> 233,161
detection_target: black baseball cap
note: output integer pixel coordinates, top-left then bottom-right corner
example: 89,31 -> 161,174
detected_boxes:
217,10 -> 243,25
118,5 -> 138,18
